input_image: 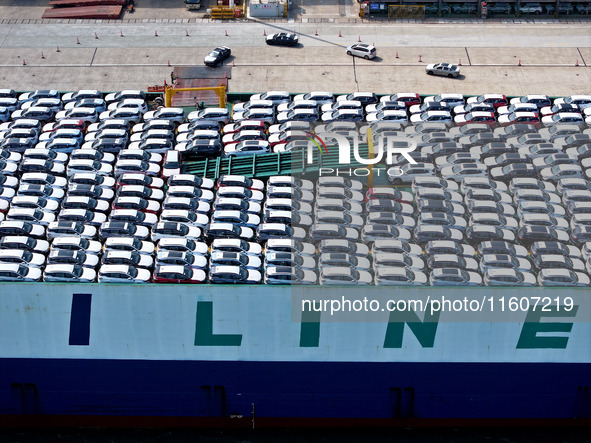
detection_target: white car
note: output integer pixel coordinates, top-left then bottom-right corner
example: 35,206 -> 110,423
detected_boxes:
105,90 -> 146,105
103,236 -> 155,255
440,163 -> 488,182
0,248 -> 46,268
142,107 -> 185,124
497,102 -> 539,116
113,159 -> 161,177
540,164 -> 584,183
508,177 -> 554,195
102,250 -> 154,269
372,252 -> 425,271
6,207 -> 55,227
10,195 -> 60,213
160,209 -> 209,229
345,43 -> 377,59
224,140 -> 271,157
110,209 -> 158,228
107,98 -> 148,114
99,108 -> 143,124
409,110 -> 453,125
374,267 -> 428,286
541,112 -> 585,127
43,264 -> 96,283
98,264 -> 151,283
423,93 -> 465,108
62,89 -> 102,104
365,110 -> 408,124
483,268 -> 536,287
188,107 -> 230,123
0,236 -> 50,254
55,107 -> 99,124
232,108 -> 275,124
429,268 -> 482,286
292,91 -> 334,106
212,238 -> 263,256
151,222 -> 202,243
479,254 -> 533,274
537,268 -> 590,287
51,236 -> 102,255
156,250 -> 207,269
428,254 -> 479,272
232,100 -> 274,115
66,159 -> 113,177
469,212 -> 519,231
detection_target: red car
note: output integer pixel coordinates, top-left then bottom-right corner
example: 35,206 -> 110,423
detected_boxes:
42,119 -> 86,133
454,111 -> 497,127
386,93 -> 420,107
466,94 -> 507,109
152,264 -> 206,284
497,111 -> 540,128
365,187 -> 414,205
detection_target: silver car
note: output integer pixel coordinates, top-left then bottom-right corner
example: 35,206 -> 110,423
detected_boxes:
319,266 -> 373,285
425,63 -> 460,78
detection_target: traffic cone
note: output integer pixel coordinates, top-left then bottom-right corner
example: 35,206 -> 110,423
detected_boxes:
263,29 -> 266,36
41,52 -> 45,59
358,35 -> 361,42
76,37 -> 80,44
575,59 -> 579,66
120,30 -> 124,37
225,29 -> 228,36
338,30 -> 342,37
458,58 -> 462,66
22,59 -> 26,65
185,29 -> 189,37
518,59 -> 521,66
167,60 -> 171,67
395,51 -> 399,58
155,30 -> 158,37
418,55 -> 422,62
164,80 -> 167,86
94,32 -> 98,39
56,45 -> 60,52
315,29 -> 318,36
224,71 -> 228,78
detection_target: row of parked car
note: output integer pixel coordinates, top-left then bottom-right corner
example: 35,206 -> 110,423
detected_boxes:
419,2 -> 590,16
1,88 -> 591,285
3,162 -> 591,285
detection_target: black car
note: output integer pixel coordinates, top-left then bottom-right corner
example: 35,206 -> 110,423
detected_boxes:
0,137 -> 36,153
494,123 -> 537,140
87,138 -> 128,153
451,3 -> 478,14
265,32 -> 299,46
487,2 -> 513,14
182,139 -> 222,160
203,46 -> 231,67
478,142 -> 516,159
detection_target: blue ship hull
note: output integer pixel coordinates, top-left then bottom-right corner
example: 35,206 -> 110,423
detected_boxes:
1,284 -> 590,426
2,359 -> 590,426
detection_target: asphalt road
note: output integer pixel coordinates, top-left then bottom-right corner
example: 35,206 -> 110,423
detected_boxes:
0,20 -> 589,96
